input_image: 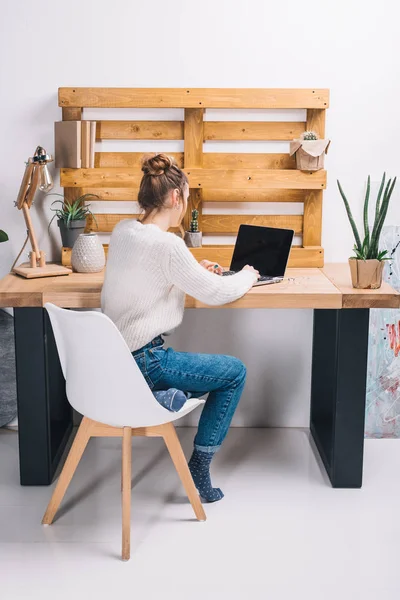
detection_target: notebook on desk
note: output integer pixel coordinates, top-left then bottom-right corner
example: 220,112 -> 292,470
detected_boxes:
222,224 -> 294,287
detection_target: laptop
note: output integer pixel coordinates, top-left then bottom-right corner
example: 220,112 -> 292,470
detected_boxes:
222,224 -> 294,287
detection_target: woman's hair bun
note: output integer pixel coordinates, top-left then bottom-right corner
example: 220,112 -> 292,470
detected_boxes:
141,153 -> 176,177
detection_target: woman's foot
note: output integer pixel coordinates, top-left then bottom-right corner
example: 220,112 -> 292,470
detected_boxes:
188,449 -> 224,503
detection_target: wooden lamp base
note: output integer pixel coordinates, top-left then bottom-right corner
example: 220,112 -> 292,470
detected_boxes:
13,261 -> 72,279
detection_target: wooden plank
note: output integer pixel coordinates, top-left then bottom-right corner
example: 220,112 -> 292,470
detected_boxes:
204,121 -> 305,141
189,245 -> 324,268
85,214 -> 138,232
95,152 -> 184,168
306,109 -> 326,139
203,153 -> 296,170
96,120 -> 183,140
79,187 -> 306,203
201,214 -> 303,234
62,107 -> 82,121
303,190 -> 323,246
323,263 -> 400,309
62,108 -> 83,205
61,168 -> 327,190
85,214 -> 180,233
203,189 -> 305,202
81,188 -> 138,201
61,243 -> 323,269
59,88 -> 330,109
184,108 -> 204,231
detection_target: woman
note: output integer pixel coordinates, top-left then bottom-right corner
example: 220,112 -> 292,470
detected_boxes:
101,154 -> 259,502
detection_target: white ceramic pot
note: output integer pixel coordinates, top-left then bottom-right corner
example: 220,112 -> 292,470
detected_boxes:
71,233 -> 105,273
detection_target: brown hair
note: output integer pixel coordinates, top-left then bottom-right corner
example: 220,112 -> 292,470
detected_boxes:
138,153 -> 188,215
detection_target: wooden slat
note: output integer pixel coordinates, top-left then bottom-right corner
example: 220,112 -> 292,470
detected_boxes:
81,188 -> 138,201
184,108 -> 204,231
59,88 -> 329,109
306,109 -> 326,139
203,189 -> 305,202
201,214 -> 303,234
62,107 -> 82,121
204,121 -> 305,141
86,214 -> 137,232
85,214 -> 180,233
96,120 -> 183,140
62,108 -> 83,205
303,190 -> 323,246
61,244 -> 323,269
79,187 -> 307,203
61,168 -> 327,190
203,153 -> 296,170
189,246 -> 324,268
94,152 -> 295,170
95,152 -> 184,168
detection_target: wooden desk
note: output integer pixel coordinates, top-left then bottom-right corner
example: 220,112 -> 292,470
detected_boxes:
0,264 -> 398,488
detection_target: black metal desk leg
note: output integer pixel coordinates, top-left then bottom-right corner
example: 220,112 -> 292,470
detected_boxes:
310,309 -> 370,488
14,307 -> 73,485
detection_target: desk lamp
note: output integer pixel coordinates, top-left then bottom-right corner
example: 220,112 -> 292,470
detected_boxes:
13,146 -> 71,278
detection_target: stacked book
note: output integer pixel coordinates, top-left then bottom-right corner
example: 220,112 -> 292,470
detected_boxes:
54,121 -> 96,168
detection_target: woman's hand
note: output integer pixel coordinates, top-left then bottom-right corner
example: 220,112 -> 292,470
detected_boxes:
242,265 -> 260,279
199,260 -> 225,275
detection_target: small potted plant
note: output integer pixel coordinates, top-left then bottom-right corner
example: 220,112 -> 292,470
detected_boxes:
48,193 -> 98,248
184,209 -> 202,247
337,173 -> 397,289
290,130 -> 330,171
0,230 -> 8,243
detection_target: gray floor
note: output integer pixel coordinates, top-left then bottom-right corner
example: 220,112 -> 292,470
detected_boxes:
0,310 -> 17,427
0,427 -> 399,599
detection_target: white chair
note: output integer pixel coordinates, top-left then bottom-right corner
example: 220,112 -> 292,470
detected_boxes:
42,303 -> 206,561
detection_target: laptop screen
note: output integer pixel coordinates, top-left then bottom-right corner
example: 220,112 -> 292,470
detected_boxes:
230,225 -> 294,277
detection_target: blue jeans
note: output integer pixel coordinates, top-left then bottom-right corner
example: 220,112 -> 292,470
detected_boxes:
131,336 -> 246,453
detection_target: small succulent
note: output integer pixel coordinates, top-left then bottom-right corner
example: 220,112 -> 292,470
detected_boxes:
337,173 -> 397,261
0,230 -> 8,243
301,131 -> 319,141
190,209 -> 199,233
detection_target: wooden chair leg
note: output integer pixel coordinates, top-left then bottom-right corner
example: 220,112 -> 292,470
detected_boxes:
42,416 -> 93,525
122,427 -> 132,561
162,423 -> 206,522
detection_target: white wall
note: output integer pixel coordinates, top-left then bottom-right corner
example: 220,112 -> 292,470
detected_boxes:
1,0 -> 400,426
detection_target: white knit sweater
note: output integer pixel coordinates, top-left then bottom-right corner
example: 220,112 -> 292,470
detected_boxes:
101,219 -> 257,351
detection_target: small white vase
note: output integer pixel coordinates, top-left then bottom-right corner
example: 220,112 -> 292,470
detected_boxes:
71,233 -> 105,273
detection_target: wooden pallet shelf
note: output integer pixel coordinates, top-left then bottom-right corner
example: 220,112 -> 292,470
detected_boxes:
59,87 -> 329,268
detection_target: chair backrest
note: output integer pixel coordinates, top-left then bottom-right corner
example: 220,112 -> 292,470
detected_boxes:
44,303 -> 172,428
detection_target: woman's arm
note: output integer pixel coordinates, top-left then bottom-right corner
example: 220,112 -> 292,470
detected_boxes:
167,237 -> 258,305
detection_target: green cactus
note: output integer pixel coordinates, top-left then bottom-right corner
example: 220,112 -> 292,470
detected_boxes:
302,131 -> 318,141
337,173 -> 397,261
190,209 -> 199,233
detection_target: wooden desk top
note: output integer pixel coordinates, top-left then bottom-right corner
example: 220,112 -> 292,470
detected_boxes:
0,264 -> 398,310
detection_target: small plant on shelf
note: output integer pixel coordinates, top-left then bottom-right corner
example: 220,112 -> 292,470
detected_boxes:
47,193 -> 98,248
190,209 -> 199,232
337,173 -> 397,289
0,230 -> 8,243
184,208 -> 202,248
301,130 -> 319,141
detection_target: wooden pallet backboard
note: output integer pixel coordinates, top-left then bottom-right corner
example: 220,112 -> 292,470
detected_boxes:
58,87 -> 329,268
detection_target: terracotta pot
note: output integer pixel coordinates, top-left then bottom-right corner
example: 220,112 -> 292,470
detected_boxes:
184,231 -> 202,248
348,258 -> 384,289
